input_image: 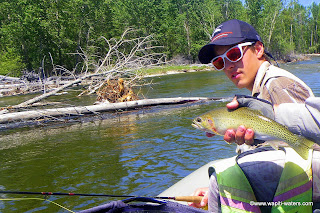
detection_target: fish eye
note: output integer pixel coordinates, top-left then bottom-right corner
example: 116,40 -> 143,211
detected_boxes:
196,117 -> 202,122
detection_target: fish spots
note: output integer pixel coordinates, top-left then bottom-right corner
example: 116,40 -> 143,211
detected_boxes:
192,107 -> 314,160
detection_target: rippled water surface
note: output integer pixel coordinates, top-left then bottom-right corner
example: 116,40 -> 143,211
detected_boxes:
0,57 -> 320,212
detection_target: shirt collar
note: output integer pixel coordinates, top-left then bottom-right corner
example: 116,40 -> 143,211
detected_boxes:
251,61 -> 271,96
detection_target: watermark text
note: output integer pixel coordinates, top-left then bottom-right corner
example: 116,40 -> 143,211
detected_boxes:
250,201 -> 313,207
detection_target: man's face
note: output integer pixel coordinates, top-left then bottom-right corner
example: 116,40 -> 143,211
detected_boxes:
213,43 -> 262,91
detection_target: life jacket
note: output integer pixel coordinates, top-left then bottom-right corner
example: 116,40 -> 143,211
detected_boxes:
211,147 -> 313,213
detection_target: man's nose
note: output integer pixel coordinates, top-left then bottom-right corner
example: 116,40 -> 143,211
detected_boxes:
224,59 -> 234,71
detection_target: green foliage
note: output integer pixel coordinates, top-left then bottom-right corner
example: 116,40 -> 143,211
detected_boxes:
0,0 -> 319,76
139,64 -> 211,76
0,48 -> 25,76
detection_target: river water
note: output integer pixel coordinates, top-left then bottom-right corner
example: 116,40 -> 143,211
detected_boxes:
0,57 -> 320,212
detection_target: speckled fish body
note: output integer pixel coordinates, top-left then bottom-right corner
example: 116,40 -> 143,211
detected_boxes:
192,107 -> 314,160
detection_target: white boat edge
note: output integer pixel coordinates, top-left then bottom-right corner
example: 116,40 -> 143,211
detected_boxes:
158,158 -> 231,205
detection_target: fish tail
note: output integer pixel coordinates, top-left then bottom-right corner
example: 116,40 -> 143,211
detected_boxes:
291,137 -> 314,160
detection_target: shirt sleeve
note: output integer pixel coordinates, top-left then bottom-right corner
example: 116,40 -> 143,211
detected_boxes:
275,97 -> 320,142
261,77 -> 312,104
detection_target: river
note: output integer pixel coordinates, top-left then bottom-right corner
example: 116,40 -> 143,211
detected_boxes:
0,57 -> 320,212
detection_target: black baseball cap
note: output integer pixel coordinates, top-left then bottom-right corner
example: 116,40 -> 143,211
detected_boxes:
198,19 -> 263,64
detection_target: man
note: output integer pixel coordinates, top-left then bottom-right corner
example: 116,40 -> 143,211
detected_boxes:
190,19 -> 316,212
199,19 -> 313,148
191,96 -> 320,212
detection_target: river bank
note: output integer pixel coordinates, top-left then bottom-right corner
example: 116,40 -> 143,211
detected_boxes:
0,53 -> 317,100
141,64 -> 215,78
141,53 -> 319,77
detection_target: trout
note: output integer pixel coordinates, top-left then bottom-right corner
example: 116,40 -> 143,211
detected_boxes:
192,107 -> 314,160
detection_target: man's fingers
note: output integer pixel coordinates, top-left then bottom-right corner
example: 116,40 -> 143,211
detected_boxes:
188,187 -> 209,208
200,191 -> 209,207
226,97 -> 239,109
224,129 -> 235,143
224,127 -> 255,146
235,125 -> 246,145
244,128 -> 254,145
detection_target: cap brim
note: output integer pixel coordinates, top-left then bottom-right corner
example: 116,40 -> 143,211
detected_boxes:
198,44 -> 215,64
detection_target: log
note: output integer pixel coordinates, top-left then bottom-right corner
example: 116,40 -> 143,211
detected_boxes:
13,75 -> 85,108
11,70 -> 116,109
0,75 -> 21,82
0,97 -> 218,124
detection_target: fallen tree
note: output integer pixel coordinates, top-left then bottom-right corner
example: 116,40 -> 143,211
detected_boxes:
0,29 -> 216,129
2,28 -> 165,110
0,97 -> 220,124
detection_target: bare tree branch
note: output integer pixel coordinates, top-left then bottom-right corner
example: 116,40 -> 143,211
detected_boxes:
4,28 -> 166,111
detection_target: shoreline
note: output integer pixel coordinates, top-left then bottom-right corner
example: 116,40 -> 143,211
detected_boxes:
143,53 -> 320,77
304,53 -> 320,56
1,54 -> 319,98
143,65 -> 215,78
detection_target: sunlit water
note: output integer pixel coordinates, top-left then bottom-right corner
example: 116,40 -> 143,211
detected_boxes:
0,57 -> 320,212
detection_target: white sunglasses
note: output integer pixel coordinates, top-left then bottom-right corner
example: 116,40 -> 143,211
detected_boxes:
210,42 -> 255,70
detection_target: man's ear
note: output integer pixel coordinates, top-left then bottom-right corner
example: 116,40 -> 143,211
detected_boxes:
254,41 -> 265,59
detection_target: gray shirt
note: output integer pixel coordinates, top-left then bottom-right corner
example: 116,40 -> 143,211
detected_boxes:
275,97 -> 320,143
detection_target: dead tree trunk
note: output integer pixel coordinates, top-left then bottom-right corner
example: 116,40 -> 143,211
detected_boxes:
0,97 -> 217,124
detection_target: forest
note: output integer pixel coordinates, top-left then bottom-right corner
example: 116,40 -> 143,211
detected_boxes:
0,0 -> 319,77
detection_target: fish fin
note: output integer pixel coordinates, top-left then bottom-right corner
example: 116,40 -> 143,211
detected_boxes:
267,141 -> 279,150
290,138 -> 314,160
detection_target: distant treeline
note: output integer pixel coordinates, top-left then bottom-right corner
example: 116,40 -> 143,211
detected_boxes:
0,0 -> 319,76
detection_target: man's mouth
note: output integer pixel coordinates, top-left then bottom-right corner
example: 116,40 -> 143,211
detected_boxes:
231,72 -> 241,79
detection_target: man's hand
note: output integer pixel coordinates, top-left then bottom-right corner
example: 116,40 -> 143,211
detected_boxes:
223,125 -> 255,145
188,187 -> 209,208
224,97 -> 255,145
223,95 -> 275,145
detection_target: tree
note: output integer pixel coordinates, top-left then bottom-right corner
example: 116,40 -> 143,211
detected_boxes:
0,0 -> 319,78
245,0 -> 264,29
309,2 -> 320,53
259,0 -> 283,48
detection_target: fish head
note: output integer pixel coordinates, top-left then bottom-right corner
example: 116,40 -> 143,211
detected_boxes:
192,114 -> 217,134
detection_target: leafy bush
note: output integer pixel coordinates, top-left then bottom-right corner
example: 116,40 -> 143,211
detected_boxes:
0,49 -> 25,77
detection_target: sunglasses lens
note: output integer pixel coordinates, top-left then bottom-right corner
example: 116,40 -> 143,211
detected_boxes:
212,57 -> 224,70
226,47 -> 242,62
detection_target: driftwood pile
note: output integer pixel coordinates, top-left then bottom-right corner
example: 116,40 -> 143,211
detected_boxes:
96,78 -> 138,103
0,75 -> 54,97
0,70 -> 218,129
0,73 -> 78,97
0,29 -> 216,129
0,73 -> 222,130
